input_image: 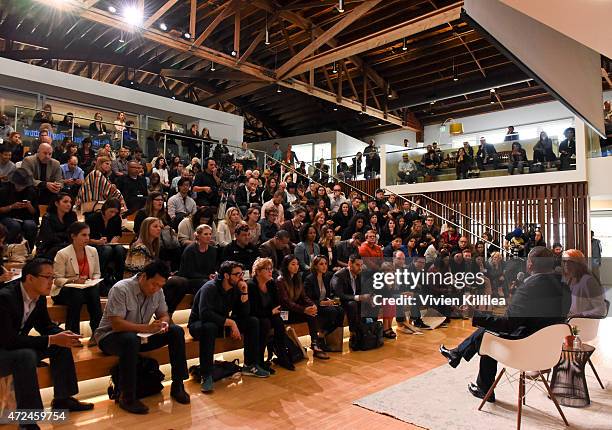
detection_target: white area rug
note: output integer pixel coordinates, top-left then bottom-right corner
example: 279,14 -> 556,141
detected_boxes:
354,356 -> 612,429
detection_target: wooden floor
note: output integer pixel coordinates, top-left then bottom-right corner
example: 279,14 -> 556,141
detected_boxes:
35,318 -> 609,430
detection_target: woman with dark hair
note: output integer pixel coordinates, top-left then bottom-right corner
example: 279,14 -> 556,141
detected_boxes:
295,224 -> 320,272
367,213 -> 380,238
178,206 -> 216,247
332,202 -> 352,234
341,213 -> 367,240
78,138 -> 94,172
481,231 -> 499,258
36,192 -> 78,260
304,255 -> 345,345
153,157 -> 170,188
245,206 -> 262,246
52,222 -> 102,342
316,186 -> 330,209
168,156 -> 182,181
319,225 -> 339,270
86,198 -> 126,287
276,255 -> 329,360
148,172 -> 163,194
533,131 -> 557,167
261,177 -> 278,203
455,147 -> 472,180
133,191 -> 170,236
247,257 -> 295,371
379,218 -> 398,247
405,235 -> 419,259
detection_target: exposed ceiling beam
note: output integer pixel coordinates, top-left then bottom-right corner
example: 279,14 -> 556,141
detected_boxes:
192,0 -> 237,48
602,67 -> 612,87
287,3 -> 462,78
278,78 -> 418,131
200,82 -> 269,105
276,0 -> 383,79
142,0 -> 179,30
389,71 -> 532,110
160,68 -> 264,82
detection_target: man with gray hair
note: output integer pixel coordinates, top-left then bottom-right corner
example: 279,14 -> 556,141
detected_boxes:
20,142 -> 62,204
439,246 -> 570,402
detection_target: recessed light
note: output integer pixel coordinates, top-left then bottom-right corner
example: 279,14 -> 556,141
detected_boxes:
183,32 -> 191,39
108,6 -> 116,13
159,23 -> 168,31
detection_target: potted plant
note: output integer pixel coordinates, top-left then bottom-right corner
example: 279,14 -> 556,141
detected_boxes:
565,326 -> 580,347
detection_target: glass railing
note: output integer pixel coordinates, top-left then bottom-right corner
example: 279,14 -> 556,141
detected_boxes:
11,106 -> 269,168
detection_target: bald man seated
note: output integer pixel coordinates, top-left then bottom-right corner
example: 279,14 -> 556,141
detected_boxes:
20,142 -> 63,205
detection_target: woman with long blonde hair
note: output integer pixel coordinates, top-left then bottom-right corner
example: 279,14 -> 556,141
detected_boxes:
217,206 -> 243,246
125,217 -> 162,276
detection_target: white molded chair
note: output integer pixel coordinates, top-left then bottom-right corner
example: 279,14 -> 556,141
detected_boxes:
478,324 -> 571,430
568,299 -> 609,390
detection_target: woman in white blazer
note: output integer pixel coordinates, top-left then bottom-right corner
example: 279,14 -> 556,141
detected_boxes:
53,222 -> 102,343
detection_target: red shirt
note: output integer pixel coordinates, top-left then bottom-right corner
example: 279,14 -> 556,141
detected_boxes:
358,242 -> 383,259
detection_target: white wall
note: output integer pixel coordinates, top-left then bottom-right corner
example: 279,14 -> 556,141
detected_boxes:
249,131 -> 338,155
423,100 -> 574,146
363,129 -> 417,149
0,57 -> 244,145
335,132 -> 367,160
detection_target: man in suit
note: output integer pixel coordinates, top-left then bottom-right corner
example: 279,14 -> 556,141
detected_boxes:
476,137 -> 499,171
331,254 -> 373,333
439,247 -> 571,402
20,142 -> 63,204
0,259 -> 94,429
117,160 -> 148,214
235,176 -> 262,216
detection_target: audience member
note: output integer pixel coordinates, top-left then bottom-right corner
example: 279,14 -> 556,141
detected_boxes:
35,192 -> 78,260
125,217 -> 162,276
0,168 -> 39,248
21,142 -> 63,204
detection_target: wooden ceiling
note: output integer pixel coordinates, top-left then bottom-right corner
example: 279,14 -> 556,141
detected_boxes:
0,0 -> 610,141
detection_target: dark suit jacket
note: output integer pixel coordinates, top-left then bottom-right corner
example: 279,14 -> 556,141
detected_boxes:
331,267 -> 362,303
304,272 -> 334,305
474,272 -> 570,339
235,185 -> 262,208
0,284 -> 62,351
247,278 -> 280,318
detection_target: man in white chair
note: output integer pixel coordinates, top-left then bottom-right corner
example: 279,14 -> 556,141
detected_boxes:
439,247 -> 570,402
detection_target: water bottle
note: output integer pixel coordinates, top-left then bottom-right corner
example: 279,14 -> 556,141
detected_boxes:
572,335 -> 582,351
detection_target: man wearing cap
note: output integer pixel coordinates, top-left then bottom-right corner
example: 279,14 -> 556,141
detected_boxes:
0,168 -> 39,249
397,153 -> 417,184
20,142 -> 63,204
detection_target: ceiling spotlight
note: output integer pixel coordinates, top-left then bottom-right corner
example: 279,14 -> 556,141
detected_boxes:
122,6 -> 143,27
378,123 -> 383,126
265,15 -> 270,45
118,30 -> 125,43
337,0 -> 344,13
333,107 -> 338,111
490,92 -> 496,104
387,92 -> 393,99
332,61 -> 337,74
159,23 -> 168,31
490,88 -> 496,93
452,57 -> 458,81
108,6 -> 117,13
430,100 -> 436,105
130,81 -> 134,85
276,86 -> 282,93
402,38 -> 408,51
210,61 -> 215,71
183,31 -> 191,39
231,50 -> 237,57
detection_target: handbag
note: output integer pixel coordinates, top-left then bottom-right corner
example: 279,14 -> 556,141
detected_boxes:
4,240 -> 29,263
189,359 -> 242,382
285,326 -> 308,362
324,326 -> 344,352
80,200 -> 104,214
160,225 -> 180,250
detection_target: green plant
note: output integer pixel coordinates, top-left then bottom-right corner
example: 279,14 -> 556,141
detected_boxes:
571,325 -> 580,336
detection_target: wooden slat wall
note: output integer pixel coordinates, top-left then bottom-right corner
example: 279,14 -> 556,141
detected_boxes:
342,178 -> 380,199
399,182 -> 589,253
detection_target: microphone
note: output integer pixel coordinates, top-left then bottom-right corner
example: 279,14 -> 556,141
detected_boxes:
516,272 -> 525,283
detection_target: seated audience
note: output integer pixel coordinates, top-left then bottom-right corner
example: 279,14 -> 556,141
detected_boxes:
259,206 -> 280,242
533,131 -> 557,167
295,224 -> 320,272
261,190 -> 286,227
117,160 -> 148,214
60,155 -> 85,198
0,258 -> 94,424
244,206 -> 262,246
0,144 -> 16,181
167,177 -> 196,229
259,230 -> 292,273
455,147 -> 472,179
164,224 -> 218,314
52,222 -> 102,340
335,232 -> 363,267
304,255 -> 345,344
36,192 -> 78,260
331,254 -> 371,334
178,206 -> 216,247
277,255 -> 329,359
94,260 -> 190,414
21,142 -> 63,204
222,224 -> 258,272
507,142 -> 528,175
78,156 -> 126,214
111,147 -> 130,179
217,207 -> 243,247
125,217 -> 162,276
476,137 -> 499,170
0,168 -> 39,249
397,153 -> 418,183
85,198 -> 126,286
319,225 -> 339,270
134,192 -> 170,236
189,261 -> 270,393
281,206 -> 305,244
247,257 -> 294,371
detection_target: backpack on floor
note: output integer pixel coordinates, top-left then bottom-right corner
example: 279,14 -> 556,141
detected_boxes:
285,326 -> 308,363
529,162 -> 545,173
108,356 -> 164,400
349,319 -> 384,351
189,359 -> 242,382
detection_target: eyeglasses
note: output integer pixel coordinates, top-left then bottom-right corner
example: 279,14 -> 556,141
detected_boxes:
230,271 -> 245,277
153,198 -> 164,202
35,274 -> 54,280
